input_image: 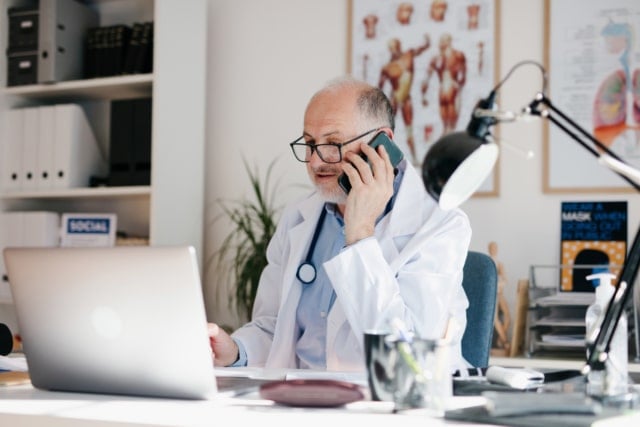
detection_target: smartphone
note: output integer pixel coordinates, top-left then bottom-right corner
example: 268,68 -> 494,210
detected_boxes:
338,131 -> 405,194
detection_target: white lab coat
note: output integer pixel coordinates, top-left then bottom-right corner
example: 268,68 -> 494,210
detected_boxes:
232,161 -> 471,372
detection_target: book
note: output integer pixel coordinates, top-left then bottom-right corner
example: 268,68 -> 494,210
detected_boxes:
122,22 -> 144,74
134,21 -> 153,73
112,25 -> 132,75
84,25 -> 132,78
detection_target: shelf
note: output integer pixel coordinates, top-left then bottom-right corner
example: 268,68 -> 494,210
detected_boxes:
533,293 -> 594,307
1,74 -> 153,101
536,317 -> 586,327
0,0 -> 207,290
1,186 -> 151,200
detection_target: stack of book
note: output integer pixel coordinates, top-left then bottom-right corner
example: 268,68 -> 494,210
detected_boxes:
84,21 -> 153,78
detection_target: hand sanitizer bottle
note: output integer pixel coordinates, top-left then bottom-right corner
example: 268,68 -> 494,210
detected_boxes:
584,272 -> 628,397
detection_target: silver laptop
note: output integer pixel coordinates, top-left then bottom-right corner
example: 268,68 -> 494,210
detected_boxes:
3,245 -> 217,399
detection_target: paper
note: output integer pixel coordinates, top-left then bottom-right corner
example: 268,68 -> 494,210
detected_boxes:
0,355 -> 28,372
485,366 -> 544,390
285,370 -> 368,387
213,366 -> 286,380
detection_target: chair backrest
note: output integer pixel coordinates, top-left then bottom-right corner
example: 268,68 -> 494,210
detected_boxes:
461,251 -> 498,367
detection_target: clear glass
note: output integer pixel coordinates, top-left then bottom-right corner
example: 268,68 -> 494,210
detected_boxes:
364,330 -> 453,412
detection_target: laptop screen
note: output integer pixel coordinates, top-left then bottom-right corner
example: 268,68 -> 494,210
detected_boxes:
3,245 -> 217,399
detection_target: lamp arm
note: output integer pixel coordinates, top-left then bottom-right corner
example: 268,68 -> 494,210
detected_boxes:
527,93 -> 640,191
526,92 -> 640,373
587,227 -> 640,371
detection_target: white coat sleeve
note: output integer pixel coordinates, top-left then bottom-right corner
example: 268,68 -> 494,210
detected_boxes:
324,208 -> 471,345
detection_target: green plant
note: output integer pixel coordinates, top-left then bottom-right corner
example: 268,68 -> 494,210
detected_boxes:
212,159 -> 281,321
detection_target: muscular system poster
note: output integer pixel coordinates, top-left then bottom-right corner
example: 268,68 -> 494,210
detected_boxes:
350,0 -> 499,195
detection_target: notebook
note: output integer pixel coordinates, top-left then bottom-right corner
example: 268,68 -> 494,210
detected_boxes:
3,245 -> 218,399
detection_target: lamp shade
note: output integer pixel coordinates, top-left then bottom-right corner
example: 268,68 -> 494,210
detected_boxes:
422,131 -> 498,210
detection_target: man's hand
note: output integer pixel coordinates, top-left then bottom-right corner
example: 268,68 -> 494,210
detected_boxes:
341,140 -> 395,245
207,323 -> 239,366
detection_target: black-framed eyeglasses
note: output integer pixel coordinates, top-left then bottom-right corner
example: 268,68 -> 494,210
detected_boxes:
289,128 -> 381,164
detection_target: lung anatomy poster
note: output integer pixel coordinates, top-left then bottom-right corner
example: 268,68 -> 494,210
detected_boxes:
560,201 -> 627,292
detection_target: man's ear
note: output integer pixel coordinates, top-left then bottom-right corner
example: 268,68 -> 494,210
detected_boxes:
380,127 -> 394,140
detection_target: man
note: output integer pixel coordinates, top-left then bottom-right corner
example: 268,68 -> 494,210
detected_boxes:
208,77 -> 471,372
378,36 -> 431,165
421,33 -> 467,135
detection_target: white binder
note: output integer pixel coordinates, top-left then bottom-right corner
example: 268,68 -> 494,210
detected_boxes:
52,104 -> 106,189
38,0 -> 98,83
22,107 -> 39,191
37,106 -> 56,190
1,109 -> 24,192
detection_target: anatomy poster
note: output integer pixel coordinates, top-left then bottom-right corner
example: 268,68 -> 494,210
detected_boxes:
349,0 -> 499,196
546,0 -> 640,192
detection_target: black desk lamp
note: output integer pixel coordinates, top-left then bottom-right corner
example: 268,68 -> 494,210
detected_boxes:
422,60 -> 640,381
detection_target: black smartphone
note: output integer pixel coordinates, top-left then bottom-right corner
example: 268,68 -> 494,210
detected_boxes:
338,131 -> 405,194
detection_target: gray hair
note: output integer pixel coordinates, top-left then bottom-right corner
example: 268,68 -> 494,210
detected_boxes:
314,76 -> 395,131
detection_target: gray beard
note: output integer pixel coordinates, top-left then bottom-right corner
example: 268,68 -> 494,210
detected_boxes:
317,185 -> 347,205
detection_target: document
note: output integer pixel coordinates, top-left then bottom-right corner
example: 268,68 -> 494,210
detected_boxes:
0,355 -> 28,372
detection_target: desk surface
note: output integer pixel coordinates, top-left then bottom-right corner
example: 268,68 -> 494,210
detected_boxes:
0,382 -> 489,427
1,365 -> 639,427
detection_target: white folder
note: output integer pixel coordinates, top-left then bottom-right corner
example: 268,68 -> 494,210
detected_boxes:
52,104 -> 106,189
22,107 -> 39,191
37,106 -> 56,190
1,109 -> 24,192
0,212 -> 24,301
22,211 -> 60,247
0,211 -> 59,302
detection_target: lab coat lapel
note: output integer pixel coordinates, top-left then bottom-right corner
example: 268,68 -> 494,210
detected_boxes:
388,163 -> 430,236
266,194 -> 324,368
280,195 -> 324,301
376,164 -> 429,269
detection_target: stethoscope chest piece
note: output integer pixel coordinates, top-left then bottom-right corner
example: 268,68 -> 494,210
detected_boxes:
296,208 -> 327,285
296,262 -> 317,285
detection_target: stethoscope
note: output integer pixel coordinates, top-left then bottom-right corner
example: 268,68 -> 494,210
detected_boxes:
294,190 -> 395,285
296,208 -> 327,285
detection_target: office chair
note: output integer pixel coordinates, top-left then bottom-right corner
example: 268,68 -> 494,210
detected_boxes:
461,251 -> 498,367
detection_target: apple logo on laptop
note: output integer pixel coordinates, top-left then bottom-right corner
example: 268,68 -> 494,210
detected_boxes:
91,306 -> 123,340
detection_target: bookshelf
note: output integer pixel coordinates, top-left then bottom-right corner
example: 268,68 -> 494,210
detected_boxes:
2,73 -> 153,100
0,0 -> 207,312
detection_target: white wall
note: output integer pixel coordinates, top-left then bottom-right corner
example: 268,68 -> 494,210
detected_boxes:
203,0 -> 640,330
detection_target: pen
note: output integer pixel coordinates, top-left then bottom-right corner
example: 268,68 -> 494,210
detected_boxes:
390,318 -> 425,381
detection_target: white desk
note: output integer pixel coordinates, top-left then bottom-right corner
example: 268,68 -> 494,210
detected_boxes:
0,382 -> 488,427
2,365 -> 640,427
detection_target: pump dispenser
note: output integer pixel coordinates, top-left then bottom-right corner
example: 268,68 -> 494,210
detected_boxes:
584,272 -> 628,397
